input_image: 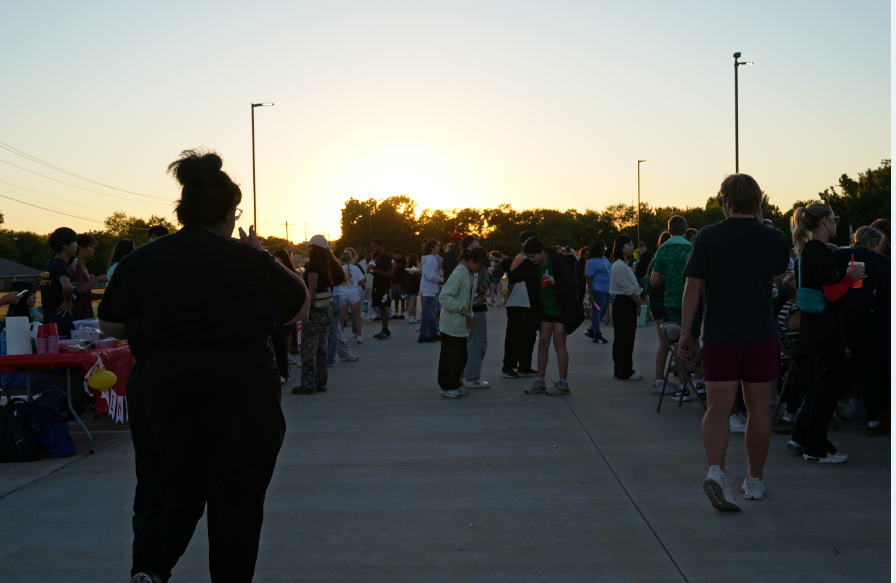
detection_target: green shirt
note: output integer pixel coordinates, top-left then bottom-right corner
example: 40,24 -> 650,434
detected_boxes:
536,261 -> 561,316
651,236 -> 692,310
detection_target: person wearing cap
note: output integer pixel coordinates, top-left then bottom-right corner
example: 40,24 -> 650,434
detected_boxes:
296,234 -> 344,393
441,232 -> 464,282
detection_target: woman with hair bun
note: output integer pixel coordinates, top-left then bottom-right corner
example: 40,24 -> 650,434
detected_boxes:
98,148 -> 309,583
788,203 -> 864,464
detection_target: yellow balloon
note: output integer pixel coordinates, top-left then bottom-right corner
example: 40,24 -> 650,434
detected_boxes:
87,369 -> 117,392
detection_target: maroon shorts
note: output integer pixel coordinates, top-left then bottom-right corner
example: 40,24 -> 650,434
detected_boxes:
702,338 -> 779,383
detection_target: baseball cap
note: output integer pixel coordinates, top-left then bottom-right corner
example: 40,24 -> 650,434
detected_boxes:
450,232 -> 462,242
303,234 -> 329,249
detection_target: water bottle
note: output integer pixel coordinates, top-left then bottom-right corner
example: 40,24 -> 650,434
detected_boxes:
362,300 -> 369,314
1,330 -> 6,356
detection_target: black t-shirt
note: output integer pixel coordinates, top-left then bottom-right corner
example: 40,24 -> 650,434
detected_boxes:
97,226 -> 305,357
304,260 -> 331,293
392,257 -> 406,284
564,254 -> 577,281
833,247 -> 887,311
682,218 -> 790,343
795,240 -> 842,336
634,251 -> 653,280
372,253 -> 392,290
501,257 -> 512,274
442,248 -> 461,281
39,257 -> 70,317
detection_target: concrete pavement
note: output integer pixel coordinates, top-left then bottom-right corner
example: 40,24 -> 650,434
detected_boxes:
0,306 -> 889,582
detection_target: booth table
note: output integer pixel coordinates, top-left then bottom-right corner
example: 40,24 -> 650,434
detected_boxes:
0,345 -> 134,454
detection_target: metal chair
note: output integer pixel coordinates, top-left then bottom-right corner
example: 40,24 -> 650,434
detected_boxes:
656,322 -> 706,412
772,330 -> 804,421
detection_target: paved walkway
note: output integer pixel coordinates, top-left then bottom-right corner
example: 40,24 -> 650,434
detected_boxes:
0,308 -> 889,582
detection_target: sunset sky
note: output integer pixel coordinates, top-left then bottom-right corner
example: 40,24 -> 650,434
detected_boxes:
0,1 -> 890,241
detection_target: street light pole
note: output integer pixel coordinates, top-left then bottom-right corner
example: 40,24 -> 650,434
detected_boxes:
733,53 -> 753,173
251,102 -> 274,232
637,160 -> 649,244
368,189 -> 374,246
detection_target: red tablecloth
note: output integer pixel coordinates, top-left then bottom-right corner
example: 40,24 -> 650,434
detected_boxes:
0,345 -> 134,415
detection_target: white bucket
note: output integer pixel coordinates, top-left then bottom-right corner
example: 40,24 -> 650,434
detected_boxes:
5,317 -> 33,355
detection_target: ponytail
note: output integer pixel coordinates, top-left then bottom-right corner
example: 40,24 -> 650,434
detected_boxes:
790,203 -> 832,257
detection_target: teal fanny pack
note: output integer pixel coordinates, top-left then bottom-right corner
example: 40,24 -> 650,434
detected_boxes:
795,259 -> 826,314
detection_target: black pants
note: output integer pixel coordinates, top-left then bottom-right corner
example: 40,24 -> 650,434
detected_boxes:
438,333 -> 468,392
129,350 -> 285,582
503,307 -> 536,371
272,324 -> 292,380
611,295 -> 637,379
844,309 -> 883,421
792,334 -> 846,457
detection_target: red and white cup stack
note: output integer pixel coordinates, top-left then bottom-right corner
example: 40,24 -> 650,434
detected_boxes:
36,324 -> 48,354
46,323 -> 59,354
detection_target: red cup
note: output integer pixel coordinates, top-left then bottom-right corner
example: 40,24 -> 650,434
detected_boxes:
45,323 -> 58,336
541,274 -> 550,287
37,325 -> 48,339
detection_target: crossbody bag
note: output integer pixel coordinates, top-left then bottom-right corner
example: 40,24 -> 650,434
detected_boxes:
795,259 -> 826,314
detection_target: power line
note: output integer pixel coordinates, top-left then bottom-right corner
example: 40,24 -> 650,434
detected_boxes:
0,141 -> 170,200
0,184 -> 104,223
0,157 -> 170,205
0,179 -> 116,213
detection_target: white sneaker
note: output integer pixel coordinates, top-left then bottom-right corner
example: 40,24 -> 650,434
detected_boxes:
341,355 -> 359,362
455,387 -> 469,395
356,336 -> 363,343
463,379 -> 490,388
741,476 -> 765,500
442,390 -> 462,398
729,413 -> 747,433
622,372 -> 643,381
803,451 -> 848,464
288,356 -> 298,365
702,465 -> 741,511
650,379 -> 666,394
525,380 -> 547,394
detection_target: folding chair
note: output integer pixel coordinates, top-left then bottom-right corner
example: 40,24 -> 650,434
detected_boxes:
771,330 -> 804,421
656,322 -> 706,412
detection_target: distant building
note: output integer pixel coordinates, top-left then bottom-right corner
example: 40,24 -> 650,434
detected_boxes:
0,257 -> 42,292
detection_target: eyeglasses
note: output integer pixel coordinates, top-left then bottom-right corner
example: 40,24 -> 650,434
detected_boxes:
716,195 -> 728,206
830,215 -> 840,224
235,208 -> 243,220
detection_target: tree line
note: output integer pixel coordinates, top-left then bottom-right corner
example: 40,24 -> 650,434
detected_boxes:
0,160 -> 888,273
335,160 -> 890,256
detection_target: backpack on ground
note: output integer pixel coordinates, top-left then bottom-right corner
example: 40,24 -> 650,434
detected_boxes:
0,399 -> 43,462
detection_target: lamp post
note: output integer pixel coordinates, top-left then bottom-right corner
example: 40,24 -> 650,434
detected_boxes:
368,189 -> 374,246
733,53 -> 753,173
637,160 -> 649,244
251,102 -> 274,231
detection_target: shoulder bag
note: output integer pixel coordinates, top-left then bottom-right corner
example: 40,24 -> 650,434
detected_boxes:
795,259 -> 826,314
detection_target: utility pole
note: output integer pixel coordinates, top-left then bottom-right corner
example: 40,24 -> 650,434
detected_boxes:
304,223 -> 307,241
282,221 -> 290,246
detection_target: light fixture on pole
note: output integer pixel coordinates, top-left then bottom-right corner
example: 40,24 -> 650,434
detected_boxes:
637,160 -> 650,244
251,102 -> 274,232
733,53 -> 753,173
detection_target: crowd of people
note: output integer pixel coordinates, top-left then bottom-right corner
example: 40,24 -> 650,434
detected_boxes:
0,146 -> 889,580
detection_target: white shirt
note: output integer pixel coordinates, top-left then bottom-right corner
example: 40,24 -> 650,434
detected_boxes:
609,259 -> 641,296
420,254 -> 443,297
341,264 -> 365,291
